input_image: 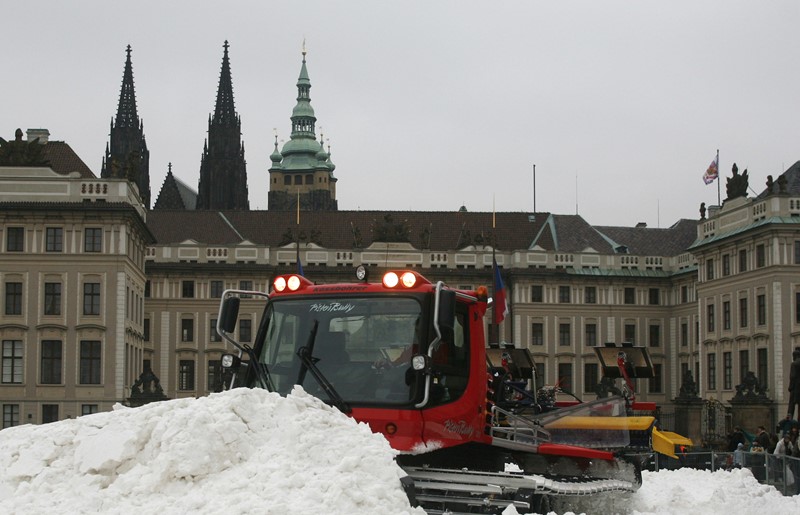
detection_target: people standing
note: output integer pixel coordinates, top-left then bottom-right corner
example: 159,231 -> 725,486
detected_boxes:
754,425 -> 771,452
789,348 -> 800,421
728,426 -> 746,452
774,434 -> 796,492
774,434 -> 795,456
733,442 -> 745,469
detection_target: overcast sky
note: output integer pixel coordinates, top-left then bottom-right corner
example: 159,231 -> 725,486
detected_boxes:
3,1 -> 798,227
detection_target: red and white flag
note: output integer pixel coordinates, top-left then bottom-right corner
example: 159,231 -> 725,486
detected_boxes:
703,153 -> 719,185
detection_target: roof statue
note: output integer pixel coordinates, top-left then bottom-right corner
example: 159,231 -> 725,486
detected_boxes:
0,128 -> 50,167
725,163 -> 749,200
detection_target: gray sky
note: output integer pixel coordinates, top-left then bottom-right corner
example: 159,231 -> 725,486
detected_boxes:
3,1 -> 798,227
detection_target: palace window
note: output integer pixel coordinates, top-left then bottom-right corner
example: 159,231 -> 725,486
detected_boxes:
83,283 -> 101,315
179,360 -> 195,391
1,340 -> 23,384
585,323 -> 597,347
531,323 -> 543,346
46,227 -> 63,252
44,282 -> 61,316
559,323 -> 571,346
40,340 -> 62,384
5,282 -> 22,315
79,340 -> 101,384
624,288 -> 635,304
84,228 -> 102,252
6,227 -> 23,252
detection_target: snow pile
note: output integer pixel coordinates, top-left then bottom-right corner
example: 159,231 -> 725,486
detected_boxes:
502,467 -> 800,515
0,387 -> 423,514
2,388 -> 800,515
629,468 -> 800,514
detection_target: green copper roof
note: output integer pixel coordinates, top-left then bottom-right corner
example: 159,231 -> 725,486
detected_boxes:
297,55 -> 310,87
292,102 -> 316,118
689,215 -> 800,250
270,50 -> 335,173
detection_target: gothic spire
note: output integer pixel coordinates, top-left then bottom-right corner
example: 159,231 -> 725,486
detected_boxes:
196,40 -> 249,210
116,45 -> 139,129
102,44 -> 151,208
214,40 -> 237,127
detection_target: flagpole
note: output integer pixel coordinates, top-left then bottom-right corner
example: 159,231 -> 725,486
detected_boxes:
492,195 -> 497,341
296,189 -> 301,273
716,149 -> 720,206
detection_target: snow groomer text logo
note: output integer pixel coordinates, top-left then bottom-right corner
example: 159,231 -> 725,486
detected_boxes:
444,419 -> 475,438
309,302 -> 356,314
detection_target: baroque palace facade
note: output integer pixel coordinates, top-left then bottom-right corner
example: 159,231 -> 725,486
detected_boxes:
2,44 -> 800,429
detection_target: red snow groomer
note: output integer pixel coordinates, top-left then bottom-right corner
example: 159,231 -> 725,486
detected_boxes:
216,269 -> 690,514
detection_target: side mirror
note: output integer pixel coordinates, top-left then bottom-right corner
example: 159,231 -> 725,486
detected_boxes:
219,297 -> 240,333
437,289 -> 456,331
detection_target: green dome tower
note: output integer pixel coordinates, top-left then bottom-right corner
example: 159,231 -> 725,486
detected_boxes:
268,46 -> 337,211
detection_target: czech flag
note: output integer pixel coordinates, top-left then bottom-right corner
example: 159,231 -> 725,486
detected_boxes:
703,154 -> 719,185
493,257 -> 509,324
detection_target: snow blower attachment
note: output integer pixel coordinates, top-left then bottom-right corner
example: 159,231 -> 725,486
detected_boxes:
216,270 -> 691,514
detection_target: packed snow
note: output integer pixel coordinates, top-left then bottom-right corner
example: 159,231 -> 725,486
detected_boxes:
1,388 -> 798,515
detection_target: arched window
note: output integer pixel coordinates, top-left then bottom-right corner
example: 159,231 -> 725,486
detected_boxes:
305,174 -> 313,184
283,176 -> 291,186
294,175 -> 302,185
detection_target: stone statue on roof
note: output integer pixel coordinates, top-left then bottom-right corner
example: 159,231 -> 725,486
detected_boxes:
725,163 -> 749,200
0,128 -> 50,167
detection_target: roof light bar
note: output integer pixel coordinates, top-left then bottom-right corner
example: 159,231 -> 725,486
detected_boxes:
273,274 -> 312,293
382,270 -> 430,289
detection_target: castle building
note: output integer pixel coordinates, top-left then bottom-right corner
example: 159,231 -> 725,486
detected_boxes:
3,47 -> 800,435
1,130 -> 153,424
196,41 -> 249,211
689,164 -> 800,406
268,49 -> 337,211
101,45 -> 151,209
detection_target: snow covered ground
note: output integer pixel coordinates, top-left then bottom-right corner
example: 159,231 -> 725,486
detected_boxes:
1,388 -> 798,515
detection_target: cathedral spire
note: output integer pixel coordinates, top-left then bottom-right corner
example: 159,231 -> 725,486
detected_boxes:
102,44 -> 151,208
196,40 -> 249,210
214,40 -> 237,127
116,45 -> 138,129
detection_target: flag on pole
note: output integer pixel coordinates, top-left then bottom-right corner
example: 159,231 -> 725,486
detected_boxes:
492,257 -> 508,325
703,153 -> 719,185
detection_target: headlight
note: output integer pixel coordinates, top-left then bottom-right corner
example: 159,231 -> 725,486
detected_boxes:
221,354 -> 237,369
411,354 -> 429,371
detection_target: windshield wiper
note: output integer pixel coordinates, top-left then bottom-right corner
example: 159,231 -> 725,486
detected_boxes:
296,320 -> 351,413
296,320 -> 319,385
244,344 -> 275,391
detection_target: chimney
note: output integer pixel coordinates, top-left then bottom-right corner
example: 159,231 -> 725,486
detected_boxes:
26,128 -> 50,144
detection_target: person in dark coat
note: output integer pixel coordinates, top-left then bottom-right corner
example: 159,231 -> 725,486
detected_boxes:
754,425 -> 772,452
788,348 -> 800,420
728,426 -> 746,452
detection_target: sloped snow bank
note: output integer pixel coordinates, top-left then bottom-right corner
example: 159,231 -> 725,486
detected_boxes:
0,387 -> 424,514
